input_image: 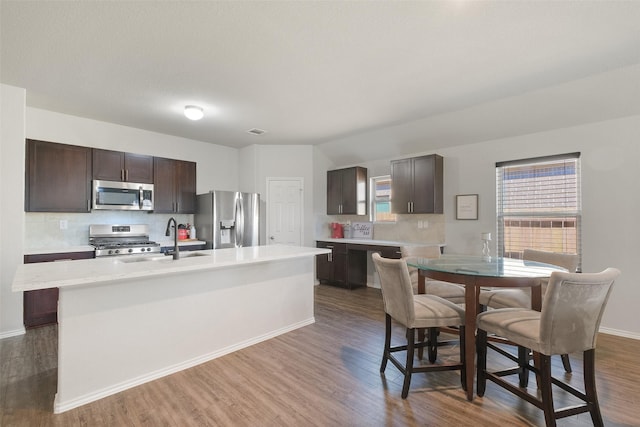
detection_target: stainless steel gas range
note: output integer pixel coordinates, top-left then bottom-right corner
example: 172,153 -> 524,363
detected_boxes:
89,224 -> 161,257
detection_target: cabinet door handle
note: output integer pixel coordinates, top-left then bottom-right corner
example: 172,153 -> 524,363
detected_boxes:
125,169 -> 129,181
87,199 -> 91,211
328,253 -> 333,262
407,202 -> 411,213
121,169 -> 125,181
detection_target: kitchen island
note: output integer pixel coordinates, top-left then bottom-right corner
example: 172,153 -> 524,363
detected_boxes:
13,245 -> 330,413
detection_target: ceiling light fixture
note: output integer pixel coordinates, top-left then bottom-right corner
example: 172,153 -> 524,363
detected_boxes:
247,128 -> 267,135
184,105 -> 204,121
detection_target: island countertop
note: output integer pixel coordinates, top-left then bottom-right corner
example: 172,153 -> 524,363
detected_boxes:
13,245 -> 330,292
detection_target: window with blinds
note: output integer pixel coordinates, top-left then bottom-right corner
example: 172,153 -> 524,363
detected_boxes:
496,153 -> 581,268
371,176 -> 397,222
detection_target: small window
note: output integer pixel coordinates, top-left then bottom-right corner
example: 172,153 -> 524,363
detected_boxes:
371,176 -> 397,223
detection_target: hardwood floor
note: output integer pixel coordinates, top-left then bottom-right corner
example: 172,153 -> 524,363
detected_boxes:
1,285 -> 639,426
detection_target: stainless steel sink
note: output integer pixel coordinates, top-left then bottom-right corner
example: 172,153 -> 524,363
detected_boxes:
117,252 -> 210,263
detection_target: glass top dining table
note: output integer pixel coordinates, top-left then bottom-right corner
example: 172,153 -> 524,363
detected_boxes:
406,254 -> 566,401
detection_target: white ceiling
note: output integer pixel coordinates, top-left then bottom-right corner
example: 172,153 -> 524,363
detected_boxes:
2,1 -> 640,159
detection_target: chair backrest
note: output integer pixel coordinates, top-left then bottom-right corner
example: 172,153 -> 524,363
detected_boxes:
523,249 -> 578,272
372,253 -> 415,327
401,245 -> 441,289
540,268 -> 620,355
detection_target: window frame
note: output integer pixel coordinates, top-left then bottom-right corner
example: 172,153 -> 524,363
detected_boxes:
496,152 -> 582,270
370,175 -> 397,223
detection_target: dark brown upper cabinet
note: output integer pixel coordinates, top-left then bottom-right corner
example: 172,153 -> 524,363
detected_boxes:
327,167 -> 367,215
391,154 -> 443,214
92,149 -> 154,183
25,139 -> 92,212
153,157 -> 196,214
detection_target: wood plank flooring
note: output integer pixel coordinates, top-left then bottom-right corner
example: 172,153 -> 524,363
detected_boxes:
1,284 -> 639,426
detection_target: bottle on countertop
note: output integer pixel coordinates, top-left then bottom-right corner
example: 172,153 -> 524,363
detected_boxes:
189,224 -> 196,240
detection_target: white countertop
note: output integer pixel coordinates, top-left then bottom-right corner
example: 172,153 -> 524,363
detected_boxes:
13,245 -> 330,292
316,238 -> 445,248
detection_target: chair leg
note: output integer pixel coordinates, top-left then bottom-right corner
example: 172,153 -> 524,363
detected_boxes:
380,313 -> 391,373
561,353 -> 572,373
476,328 -> 488,397
459,325 -> 467,391
401,328 -> 415,399
518,346 -> 530,388
417,328 -> 425,360
427,327 -> 438,363
583,349 -> 604,427
539,354 -> 556,427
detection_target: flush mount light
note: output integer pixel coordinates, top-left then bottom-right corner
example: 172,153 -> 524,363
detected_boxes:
184,105 -> 204,121
247,128 -> 267,135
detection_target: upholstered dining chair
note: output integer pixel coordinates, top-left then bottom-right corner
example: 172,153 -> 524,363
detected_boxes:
478,249 -> 579,373
400,245 -> 466,362
476,268 -> 620,427
400,245 -> 466,303
372,253 -> 466,399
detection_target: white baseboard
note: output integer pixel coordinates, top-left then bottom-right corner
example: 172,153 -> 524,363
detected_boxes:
53,317 -> 315,414
0,327 -> 26,340
599,327 -> 640,340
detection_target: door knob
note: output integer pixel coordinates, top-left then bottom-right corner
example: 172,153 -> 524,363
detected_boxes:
270,236 -> 275,240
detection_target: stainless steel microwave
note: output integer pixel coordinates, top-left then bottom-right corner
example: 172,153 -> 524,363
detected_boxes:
92,180 -> 154,211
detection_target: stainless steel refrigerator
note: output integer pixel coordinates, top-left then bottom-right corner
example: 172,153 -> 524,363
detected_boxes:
195,191 -> 260,249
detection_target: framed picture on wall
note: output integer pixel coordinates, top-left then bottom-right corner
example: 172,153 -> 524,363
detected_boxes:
456,194 -> 478,220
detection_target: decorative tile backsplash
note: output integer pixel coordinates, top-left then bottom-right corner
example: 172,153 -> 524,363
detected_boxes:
25,212 -> 194,249
320,214 -> 445,244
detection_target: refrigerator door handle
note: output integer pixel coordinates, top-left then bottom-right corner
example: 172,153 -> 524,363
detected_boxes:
235,194 -> 245,246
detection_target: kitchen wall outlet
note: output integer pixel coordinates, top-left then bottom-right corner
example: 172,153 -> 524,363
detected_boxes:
417,221 -> 423,229
423,220 -> 428,228
59,220 -> 68,230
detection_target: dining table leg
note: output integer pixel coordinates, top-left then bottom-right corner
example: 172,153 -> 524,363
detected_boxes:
462,276 -> 477,401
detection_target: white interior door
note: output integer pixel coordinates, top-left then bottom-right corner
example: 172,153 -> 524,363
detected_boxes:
267,178 -> 303,246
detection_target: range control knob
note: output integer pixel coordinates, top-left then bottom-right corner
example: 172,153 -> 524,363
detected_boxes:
128,248 -> 133,253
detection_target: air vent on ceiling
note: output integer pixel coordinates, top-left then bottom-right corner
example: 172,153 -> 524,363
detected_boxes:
247,128 -> 267,136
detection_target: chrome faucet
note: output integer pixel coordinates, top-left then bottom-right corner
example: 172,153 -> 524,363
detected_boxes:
165,217 -> 180,260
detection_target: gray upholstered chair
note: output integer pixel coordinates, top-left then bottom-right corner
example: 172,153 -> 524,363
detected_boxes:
372,253 -> 466,399
401,245 -> 465,303
478,249 -> 579,373
401,245 -> 466,362
476,268 -> 620,427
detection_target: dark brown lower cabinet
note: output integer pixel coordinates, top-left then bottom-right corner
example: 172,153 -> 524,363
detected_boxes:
23,251 -> 94,328
316,241 -> 399,289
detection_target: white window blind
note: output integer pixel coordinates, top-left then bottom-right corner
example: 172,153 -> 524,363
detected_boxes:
370,176 -> 396,222
496,153 -> 581,269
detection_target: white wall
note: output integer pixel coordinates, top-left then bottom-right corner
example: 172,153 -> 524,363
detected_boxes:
440,116 -> 640,338
0,102 -> 245,336
0,84 -> 27,338
22,108 -> 242,247
327,114 -> 640,338
241,145 -> 315,247
26,108 -> 239,194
